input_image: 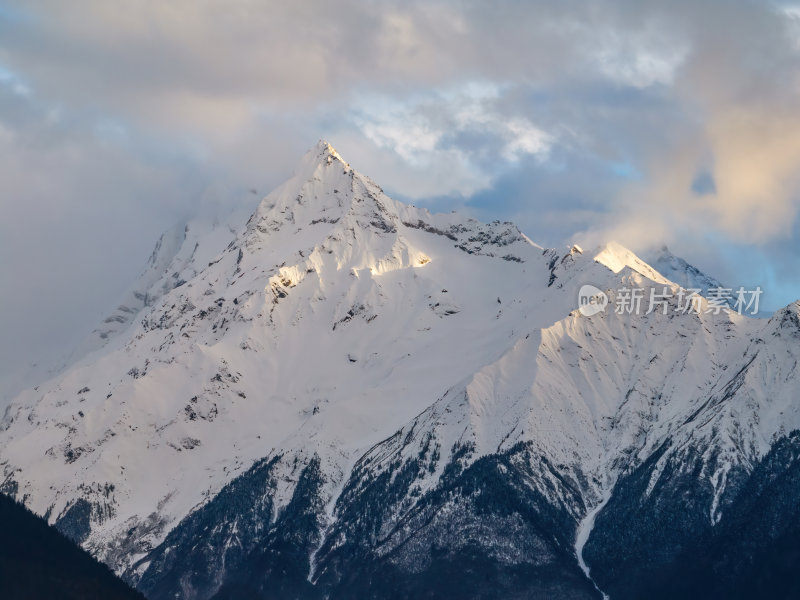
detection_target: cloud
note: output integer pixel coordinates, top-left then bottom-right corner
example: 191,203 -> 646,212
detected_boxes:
574,1 -> 800,252
0,68 -> 259,397
337,81 -> 552,197
704,107 -> 800,241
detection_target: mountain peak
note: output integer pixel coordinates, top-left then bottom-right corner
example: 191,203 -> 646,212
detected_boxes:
298,139 -> 350,173
645,244 -> 728,296
244,141 -> 360,238
592,240 -> 670,284
317,139 -> 345,160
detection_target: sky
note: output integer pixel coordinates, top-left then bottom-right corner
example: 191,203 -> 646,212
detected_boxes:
2,0 -> 800,397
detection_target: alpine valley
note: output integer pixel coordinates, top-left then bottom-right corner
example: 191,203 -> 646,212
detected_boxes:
2,142 -> 799,599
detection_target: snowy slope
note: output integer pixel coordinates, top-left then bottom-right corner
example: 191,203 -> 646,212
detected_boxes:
0,209 -> 252,408
71,208 -> 255,360
1,142 -> 798,599
646,246 -> 729,297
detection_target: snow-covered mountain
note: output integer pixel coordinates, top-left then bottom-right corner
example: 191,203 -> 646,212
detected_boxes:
0,208 -> 253,406
78,212 -> 252,356
2,142 -> 799,599
646,245 -> 728,297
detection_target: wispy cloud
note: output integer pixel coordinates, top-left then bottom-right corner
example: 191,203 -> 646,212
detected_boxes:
339,81 -> 552,197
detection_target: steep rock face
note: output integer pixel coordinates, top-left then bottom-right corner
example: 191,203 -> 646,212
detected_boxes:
2,142 -> 799,599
